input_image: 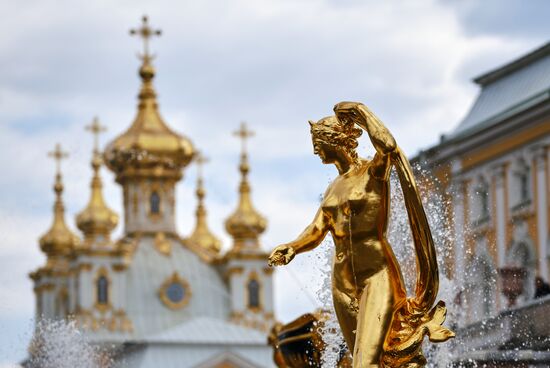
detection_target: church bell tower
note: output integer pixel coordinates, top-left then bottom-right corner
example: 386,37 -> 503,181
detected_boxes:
103,16 -> 194,236
224,123 -> 275,332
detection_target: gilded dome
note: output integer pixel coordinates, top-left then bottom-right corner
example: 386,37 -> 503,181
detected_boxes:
225,176 -> 267,241
40,173 -> 80,257
76,151 -> 119,241
225,148 -> 267,247
185,157 -> 222,260
104,58 -> 194,182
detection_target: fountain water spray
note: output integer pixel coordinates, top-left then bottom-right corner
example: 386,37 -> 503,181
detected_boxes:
27,319 -> 114,368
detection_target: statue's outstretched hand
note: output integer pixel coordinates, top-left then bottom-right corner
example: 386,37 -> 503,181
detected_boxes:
268,245 -> 296,266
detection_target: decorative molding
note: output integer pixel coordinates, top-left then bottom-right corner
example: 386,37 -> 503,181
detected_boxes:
491,163 -> 507,187
111,263 -> 127,272
225,266 -> 244,278
154,232 -> 172,256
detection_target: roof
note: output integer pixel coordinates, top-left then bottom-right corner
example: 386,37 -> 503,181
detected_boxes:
451,42 -> 550,140
146,316 -> 267,345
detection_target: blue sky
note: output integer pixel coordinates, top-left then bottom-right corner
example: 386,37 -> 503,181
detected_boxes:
0,0 -> 548,364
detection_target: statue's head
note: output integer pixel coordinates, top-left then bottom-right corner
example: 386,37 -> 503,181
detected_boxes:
309,116 -> 362,165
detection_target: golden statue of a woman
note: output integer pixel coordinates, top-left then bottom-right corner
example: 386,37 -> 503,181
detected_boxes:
268,102 -> 454,367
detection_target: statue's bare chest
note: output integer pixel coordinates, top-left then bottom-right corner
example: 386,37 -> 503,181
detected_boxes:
322,171 -> 384,231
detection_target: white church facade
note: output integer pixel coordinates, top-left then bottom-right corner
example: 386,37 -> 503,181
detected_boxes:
29,16 -> 276,368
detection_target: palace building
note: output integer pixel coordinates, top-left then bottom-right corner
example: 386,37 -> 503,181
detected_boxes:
28,16 -> 275,368
416,42 -> 550,366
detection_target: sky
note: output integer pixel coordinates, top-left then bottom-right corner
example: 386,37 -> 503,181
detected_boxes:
0,0 -> 548,364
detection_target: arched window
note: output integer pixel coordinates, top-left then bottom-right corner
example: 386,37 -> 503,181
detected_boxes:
507,238 -> 536,302
475,178 -> 490,220
519,172 -> 529,203
55,289 -> 68,318
468,241 -> 497,321
150,191 -> 161,214
247,278 -> 260,309
513,158 -> 531,206
97,276 -> 109,305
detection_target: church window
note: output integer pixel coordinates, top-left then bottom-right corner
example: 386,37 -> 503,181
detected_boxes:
247,278 -> 260,309
519,172 -> 529,202
97,276 -> 109,305
150,191 -> 161,214
55,289 -> 69,318
469,251 -> 496,320
474,177 -> 490,223
159,273 -> 191,310
507,239 -> 536,302
166,282 -> 185,303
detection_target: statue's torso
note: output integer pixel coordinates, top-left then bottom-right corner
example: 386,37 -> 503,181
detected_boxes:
321,161 -> 392,293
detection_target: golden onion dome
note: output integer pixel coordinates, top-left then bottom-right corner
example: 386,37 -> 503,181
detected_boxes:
76,147 -> 119,241
225,124 -> 267,249
40,145 -> 80,257
104,56 -> 194,183
185,154 -> 222,259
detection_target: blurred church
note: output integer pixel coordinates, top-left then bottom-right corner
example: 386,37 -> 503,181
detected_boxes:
416,42 -> 550,366
28,16 -> 276,368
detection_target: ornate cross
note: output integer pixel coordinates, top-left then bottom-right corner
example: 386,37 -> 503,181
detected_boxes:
233,122 -> 255,155
85,117 -> 107,151
48,143 -> 68,175
194,151 -> 210,179
130,15 -> 162,59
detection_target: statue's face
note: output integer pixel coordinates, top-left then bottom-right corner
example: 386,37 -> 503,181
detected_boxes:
310,116 -> 345,165
312,138 -> 338,165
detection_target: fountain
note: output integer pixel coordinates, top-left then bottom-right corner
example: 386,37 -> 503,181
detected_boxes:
26,319 -> 114,368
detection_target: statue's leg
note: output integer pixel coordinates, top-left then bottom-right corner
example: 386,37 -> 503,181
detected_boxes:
353,270 -> 395,368
332,286 -> 358,354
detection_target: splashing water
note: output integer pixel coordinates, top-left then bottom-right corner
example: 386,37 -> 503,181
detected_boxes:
315,240 -> 346,367
27,319 -> 114,368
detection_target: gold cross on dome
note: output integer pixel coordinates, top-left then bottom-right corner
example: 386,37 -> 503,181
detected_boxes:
233,122 -> 255,155
85,117 -> 107,151
194,151 -> 209,178
48,143 -> 68,175
130,15 -> 162,60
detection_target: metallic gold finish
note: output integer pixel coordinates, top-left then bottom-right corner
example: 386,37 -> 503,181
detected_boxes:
158,272 -> 192,310
104,16 -> 194,183
40,144 -> 80,258
185,152 -> 222,258
154,231 -> 172,256
225,123 -> 267,252
76,118 -> 119,244
73,307 -> 133,333
129,15 -> 162,60
269,311 -> 352,368
269,102 -> 454,367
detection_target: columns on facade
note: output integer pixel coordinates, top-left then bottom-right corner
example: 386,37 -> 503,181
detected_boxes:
533,145 -> 548,281
492,164 -> 507,268
452,179 -> 466,284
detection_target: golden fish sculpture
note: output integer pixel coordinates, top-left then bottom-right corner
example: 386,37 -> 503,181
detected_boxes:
268,102 -> 454,367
